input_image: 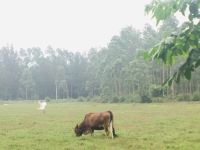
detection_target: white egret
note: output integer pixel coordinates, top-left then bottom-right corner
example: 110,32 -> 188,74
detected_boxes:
38,100 -> 47,113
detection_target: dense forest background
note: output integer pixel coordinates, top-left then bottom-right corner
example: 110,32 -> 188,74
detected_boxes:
1,16 -> 200,102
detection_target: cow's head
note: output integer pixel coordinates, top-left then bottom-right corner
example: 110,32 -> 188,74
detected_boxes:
74,124 -> 83,136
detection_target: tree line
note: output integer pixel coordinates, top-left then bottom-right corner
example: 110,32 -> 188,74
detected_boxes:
1,16 -> 200,102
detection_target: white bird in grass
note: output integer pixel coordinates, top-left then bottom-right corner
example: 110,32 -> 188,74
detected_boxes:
38,100 -> 47,113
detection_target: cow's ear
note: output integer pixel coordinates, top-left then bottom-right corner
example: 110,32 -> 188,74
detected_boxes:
75,124 -> 78,128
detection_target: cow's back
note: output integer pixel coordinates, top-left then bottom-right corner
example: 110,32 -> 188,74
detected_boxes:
84,111 -> 110,128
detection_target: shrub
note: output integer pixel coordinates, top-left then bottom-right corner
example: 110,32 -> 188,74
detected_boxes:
45,96 -> 51,102
152,97 -> 164,103
192,92 -> 200,101
126,94 -> 141,103
177,94 -> 191,101
78,97 -> 84,102
152,89 -> 162,97
91,96 -> 103,103
140,94 -> 152,103
150,85 -> 164,97
101,99 -> 108,103
111,96 -> 120,103
139,91 -> 152,103
86,97 -> 91,102
119,96 -> 126,103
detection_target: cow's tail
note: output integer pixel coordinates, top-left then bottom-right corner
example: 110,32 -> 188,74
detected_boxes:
107,111 -> 117,138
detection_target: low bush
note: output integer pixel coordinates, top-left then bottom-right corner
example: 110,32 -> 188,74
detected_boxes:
150,85 -> 163,97
177,94 -> 191,101
138,90 -> 152,103
119,96 -> 126,102
192,92 -> 200,101
78,97 -> 84,102
126,94 -> 141,103
140,94 -> 152,103
45,96 -> 51,102
111,96 -> 120,103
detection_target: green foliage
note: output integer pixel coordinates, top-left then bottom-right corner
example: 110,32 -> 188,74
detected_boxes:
45,96 -> 51,102
192,92 -> 200,101
78,97 -> 84,102
146,0 -> 200,85
89,96 -> 103,103
87,95 -> 140,103
119,96 -> 126,103
109,96 -> 127,103
111,96 -> 120,103
150,85 -> 163,97
140,92 -> 152,103
0,46 -> 20,99
100,86 -> 112,101
177,94 -> 191,101
140,95 -> 152,103
128,94 -> 141,103
152,97 -> 166,103
145,0 -> 200,24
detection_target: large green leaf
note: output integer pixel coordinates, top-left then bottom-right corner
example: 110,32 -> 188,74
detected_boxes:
146,0 -> 200,85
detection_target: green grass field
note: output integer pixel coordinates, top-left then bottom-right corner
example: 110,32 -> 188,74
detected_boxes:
1,101 -> 200,150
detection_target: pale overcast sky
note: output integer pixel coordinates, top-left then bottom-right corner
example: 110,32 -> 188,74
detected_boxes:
0,0 -> 155,53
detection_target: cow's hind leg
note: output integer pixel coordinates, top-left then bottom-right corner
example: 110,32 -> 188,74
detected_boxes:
109,120 -> 114,139
104,124 -> 109,136
105,128 -> 109,136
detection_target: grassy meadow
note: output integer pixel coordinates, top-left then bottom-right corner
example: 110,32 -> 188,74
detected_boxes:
1,101 -> 200,150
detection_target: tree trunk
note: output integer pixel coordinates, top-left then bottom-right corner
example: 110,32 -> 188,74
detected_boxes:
25,87 -> 28,100
166,67 -> 169,96
66,83 -> 68,98
189,80 -> 192,94
170,67 -> 175,96
162,63 -> 165,96
55,83 -> 58,100
132,81 -> 135,95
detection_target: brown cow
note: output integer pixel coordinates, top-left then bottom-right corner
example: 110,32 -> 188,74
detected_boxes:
74,111 -> 116,138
